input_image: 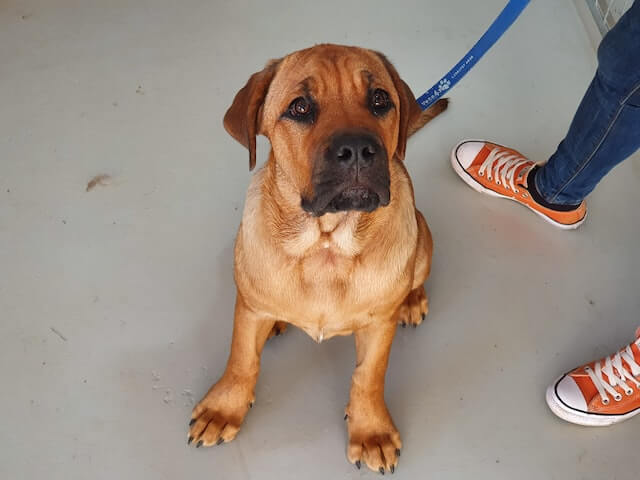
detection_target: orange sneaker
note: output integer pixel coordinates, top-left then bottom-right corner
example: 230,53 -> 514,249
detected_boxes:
546,328 -> 640,426
450,140 -> 587,229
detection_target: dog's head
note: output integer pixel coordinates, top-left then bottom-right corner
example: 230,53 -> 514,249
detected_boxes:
223,44 -> 419,216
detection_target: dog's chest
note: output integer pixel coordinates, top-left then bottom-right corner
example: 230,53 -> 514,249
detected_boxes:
286,241 -> 404,341
238,182 -> 416,339
300,241 -> 353,281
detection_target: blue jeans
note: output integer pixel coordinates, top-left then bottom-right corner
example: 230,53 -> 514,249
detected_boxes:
535,0 -> 640,206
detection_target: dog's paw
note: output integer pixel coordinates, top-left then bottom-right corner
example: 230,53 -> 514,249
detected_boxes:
267,321 -> 288,340
187,379 -> 253,448
396,285 -> 428,328
346,409 -> 402,473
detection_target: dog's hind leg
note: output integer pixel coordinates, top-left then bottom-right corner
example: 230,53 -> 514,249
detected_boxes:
395,285 -> 429,328
395,209 -> 432,328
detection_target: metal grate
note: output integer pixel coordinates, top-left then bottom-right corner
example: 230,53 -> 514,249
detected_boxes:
586,0 -> 634,34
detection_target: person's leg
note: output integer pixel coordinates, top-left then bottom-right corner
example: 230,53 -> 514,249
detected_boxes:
450,3 -> 640,427
543,3 -> 640,427
450,1 -> 640,229
535,1 -> 640,206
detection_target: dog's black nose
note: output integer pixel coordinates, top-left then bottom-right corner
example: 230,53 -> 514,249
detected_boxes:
327,133 -> 381,169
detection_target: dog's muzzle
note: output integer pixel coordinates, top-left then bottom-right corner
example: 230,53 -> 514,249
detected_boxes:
301,131 -> 391,216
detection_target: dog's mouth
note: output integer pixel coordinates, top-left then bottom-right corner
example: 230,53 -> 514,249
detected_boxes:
325,186 -> 380,213
301,184 -> 389,216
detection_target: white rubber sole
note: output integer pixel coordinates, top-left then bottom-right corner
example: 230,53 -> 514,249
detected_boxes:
450,141 -> 586,231
545,376 -> 640,427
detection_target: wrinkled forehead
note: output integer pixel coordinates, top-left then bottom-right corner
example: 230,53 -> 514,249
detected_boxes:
266,46 -> 396,107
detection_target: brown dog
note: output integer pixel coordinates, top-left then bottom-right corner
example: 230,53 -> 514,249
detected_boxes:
188,44 -> 448,473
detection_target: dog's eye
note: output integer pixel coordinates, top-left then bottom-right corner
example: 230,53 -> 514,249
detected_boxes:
287,97 -> 313,118
370,89 -> 391,116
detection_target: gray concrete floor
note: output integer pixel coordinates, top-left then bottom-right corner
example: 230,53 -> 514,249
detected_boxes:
2,0 -> 640,479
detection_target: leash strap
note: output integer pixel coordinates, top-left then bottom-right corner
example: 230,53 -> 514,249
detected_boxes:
416,0 -> 530,110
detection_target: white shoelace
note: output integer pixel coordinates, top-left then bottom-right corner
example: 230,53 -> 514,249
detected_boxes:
478,147 -> 535,193
585,338 -> 640,405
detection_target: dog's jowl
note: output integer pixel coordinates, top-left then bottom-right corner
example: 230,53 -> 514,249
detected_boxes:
187,44 -> 448,473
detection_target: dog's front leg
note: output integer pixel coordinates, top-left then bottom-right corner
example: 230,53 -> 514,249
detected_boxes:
346,319 -> 401,473
188,296 -> 275,447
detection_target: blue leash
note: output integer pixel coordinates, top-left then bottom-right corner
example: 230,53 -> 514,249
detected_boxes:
417,0 -> 530,110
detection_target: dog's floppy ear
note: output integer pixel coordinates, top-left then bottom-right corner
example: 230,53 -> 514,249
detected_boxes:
374,52 -> 422,161
223,59 -> 281,171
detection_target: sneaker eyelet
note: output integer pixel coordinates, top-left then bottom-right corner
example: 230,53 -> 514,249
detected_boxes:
479,172 -> 484,177
505,185 -> 509,190
602,397 -> 610,405
514,189 -> 519,193
487,176 -> 492,180
625,388 -> 633,396
614,393 -> 622,402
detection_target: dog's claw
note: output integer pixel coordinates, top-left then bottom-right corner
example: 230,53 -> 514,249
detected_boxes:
391,465 -> 395,474
189,418 -> 196,426
379,467 -> 385,475
216,438 -> 224,445
344,414 -> 348,420
355,460 -> 361,470
421,313 -> 425,321
196,440 -> 203,448
249,402 -> 253,409
401,322 -> 406,328
187,436 -> 193,445
396,449 -> 401,457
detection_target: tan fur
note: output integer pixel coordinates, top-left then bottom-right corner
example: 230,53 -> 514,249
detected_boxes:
188,44 -> 448,473
408,98 -> 449,138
